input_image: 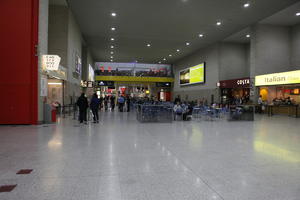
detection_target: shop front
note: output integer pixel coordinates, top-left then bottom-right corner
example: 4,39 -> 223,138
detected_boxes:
255,70 -> 300,117
218,77 -> 251,105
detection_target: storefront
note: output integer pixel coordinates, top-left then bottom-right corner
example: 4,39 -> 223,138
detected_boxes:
42,55 -> 67,106
255,70 -> 300,117
218,77 -> 251,104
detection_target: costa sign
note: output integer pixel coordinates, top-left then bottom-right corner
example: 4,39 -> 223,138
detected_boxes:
218,78 -> 251,88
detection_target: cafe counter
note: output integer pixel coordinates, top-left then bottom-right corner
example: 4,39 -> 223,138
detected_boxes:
266,105 -> 299,118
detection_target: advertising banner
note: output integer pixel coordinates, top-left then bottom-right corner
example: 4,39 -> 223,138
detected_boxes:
179,63 -> 205,86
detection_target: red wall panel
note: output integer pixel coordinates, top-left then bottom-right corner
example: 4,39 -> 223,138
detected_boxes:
0,0 -> 39,124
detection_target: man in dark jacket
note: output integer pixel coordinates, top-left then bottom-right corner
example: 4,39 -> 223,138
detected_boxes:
76,93 -> 89,124
90,93 -> 100,123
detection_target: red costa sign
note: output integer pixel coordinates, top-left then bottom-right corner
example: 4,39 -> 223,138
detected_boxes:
218,78 -> 251,88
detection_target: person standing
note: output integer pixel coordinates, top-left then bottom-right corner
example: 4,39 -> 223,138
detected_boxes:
90,93 -> 100,123
258,95 -> 263,114
76,93 -> 89,124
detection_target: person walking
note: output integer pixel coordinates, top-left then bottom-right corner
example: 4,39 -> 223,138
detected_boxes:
126,95 -> 131,112
110,95 -> 116,111
104,95 -> 109,111
118,95 -> 125,112
90,93 -> 100,123
76,93 -> 89,124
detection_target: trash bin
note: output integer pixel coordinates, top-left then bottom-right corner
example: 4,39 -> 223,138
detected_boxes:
44,104 -> 55,124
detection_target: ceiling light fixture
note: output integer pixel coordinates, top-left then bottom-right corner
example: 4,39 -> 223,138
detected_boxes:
111,27 -> 116,31
216,21 -> 222,26
111,52 -> 114,54
296,12 -> 300,16
110,56 -> 113,58
199,34 -> 204,37
111,38 -> 115,41
163,58 -> 166,61
169,54 -> 172,57
246,34 -> 251,38
158,61 -> 161,64
110,60 -> 113,62
186,42 -> 190,46
111,12 -> 116,17
176,49 -> 180,52
111,45 -> 114,48
243,3 -> 250,8
147,44 -> 151,47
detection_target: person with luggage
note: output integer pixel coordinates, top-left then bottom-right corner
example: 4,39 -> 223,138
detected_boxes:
90,93 -> 100,123
76,93 -> 89,124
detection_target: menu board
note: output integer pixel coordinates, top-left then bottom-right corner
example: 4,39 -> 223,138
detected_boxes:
179,63 -> 205,86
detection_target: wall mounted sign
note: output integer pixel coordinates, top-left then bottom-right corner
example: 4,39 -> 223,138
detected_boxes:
218,77 -> 250,88
179,63 -> 206,86
255,70 -> 300,86
42,55 -> 61,71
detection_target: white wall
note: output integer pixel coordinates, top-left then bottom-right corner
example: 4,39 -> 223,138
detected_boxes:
38,0 -> 49,122
291,24 -> 300,69
173,44 -> 220,102
251,24 -> 291,76
48,5 -> 68,67
219,42 -> 249,80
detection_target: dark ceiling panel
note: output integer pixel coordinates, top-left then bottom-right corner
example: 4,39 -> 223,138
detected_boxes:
68,0 -> 299,63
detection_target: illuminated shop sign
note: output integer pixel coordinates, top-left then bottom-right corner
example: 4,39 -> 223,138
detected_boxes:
42,55 -> 61,71
255,70 -> 300,86
218,78 -> 250,88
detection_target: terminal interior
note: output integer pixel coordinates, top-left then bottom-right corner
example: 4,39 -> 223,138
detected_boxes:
0,0 -> 300,200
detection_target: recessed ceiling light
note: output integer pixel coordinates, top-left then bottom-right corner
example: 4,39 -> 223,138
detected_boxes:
111,12 -> 116,17
163,58 -> 166,61
158,61 -> 161,64
296,12 -> 300,16
246,34 -> 251,38
135,60 -> 138,63
110,60 -> 113,62
110,56 -> 113,58
199,34 -> 204,37
186,42 -> 190,46
147,44 -> 151,47
176,49 -> 180,52
111,45 -> 114,48
169,54 -> 172,57
243,3 -> 250,8
111,52 -> 114,54
111,38 -> 115,41
111,27 -> 116,31
216,21 -> 222,26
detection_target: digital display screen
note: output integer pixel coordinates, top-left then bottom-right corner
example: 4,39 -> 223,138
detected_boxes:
179,63 -> 205,86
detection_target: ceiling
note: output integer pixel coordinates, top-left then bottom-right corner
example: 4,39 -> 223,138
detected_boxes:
260,1 -> 300,26
67,0 -> 299,64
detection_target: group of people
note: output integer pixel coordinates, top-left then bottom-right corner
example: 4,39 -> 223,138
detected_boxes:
173,101 -> 194,121
76,93 -> 131,124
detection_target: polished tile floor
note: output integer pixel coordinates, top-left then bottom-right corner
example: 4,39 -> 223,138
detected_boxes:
0,112 -> 300,200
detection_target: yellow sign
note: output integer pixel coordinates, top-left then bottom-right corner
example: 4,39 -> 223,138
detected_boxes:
190,63 -> 205,84
255,70 -> 300,86
95,76 -> 174,83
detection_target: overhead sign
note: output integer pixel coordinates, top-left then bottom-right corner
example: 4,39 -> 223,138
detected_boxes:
255,70 -> 300,86
219,78 -> 250,88
180,63 -> 205,86
42,55 -> 61,71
